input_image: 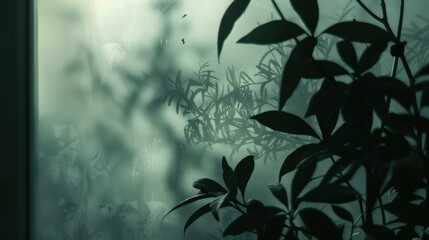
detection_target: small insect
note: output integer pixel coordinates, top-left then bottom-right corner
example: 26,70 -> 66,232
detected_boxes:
181,14 -> 187,18
182,38 -> 185,44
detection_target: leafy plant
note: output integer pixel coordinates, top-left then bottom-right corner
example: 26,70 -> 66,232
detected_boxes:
165,1 -> 355,162
165,0 -> 429,239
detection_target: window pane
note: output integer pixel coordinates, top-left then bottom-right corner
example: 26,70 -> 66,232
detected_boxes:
35,0 -> 429,239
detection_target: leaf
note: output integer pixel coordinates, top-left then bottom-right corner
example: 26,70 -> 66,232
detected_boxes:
246,199 -> 264,211
415,63 -> 429,79
384,200 -> 425,225
234,155 -> 255,197
163,194 -> 212,221
356,42 -> 388,74
382,131 -> 412,160
210,193 -> 229,221
332,205 -> 354,223
300,60 -> 349,79
363,225 -> 395,240
300,184 -> 357,204
389,113 -> 429,135
395,225 -> 419,240
251,111 -> 319,139
279,36 -> 317,109
218,0 -> 251,58
290,0 -> 319,34
306,79 -> 342,138
260,214 -> 287,240
268,184 -> 289,209
193,178 -> 227,195
223,207 -> 283,236
291,158 -> 317,207
337,40 -> 357,69
238,20 -> 305,44
323,21 -> 390,43
320,157 -> 358,185
279,143 -> 323,181
222,157 -> 238,198
184,203 -> 211,234
299,208 -> 342,240
358,76 -> 413,110
414,80 -> 429,91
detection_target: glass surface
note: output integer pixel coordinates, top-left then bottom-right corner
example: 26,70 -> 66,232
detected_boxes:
35,1 -> 428,239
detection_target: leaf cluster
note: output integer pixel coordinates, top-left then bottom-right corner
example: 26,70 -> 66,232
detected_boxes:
168,0 -> 429,239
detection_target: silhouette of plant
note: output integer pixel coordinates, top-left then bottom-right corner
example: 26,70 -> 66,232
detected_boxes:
165,0 -> 429,239
165,1 -> 355,161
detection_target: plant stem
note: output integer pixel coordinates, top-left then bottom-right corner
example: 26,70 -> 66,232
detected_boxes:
328,155 -> 365,225
378,196 -> 387,225
397,0 -> 405,37
358,196 -> 366,225
355,0 -> 382,22
271,0 -> 286,21
379,0 -> 421,136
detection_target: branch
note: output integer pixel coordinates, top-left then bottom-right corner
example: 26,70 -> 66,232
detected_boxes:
355,0 -> 382,22
271,0 -> 286,21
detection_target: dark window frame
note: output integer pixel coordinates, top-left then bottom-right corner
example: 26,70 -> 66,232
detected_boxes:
0,0 -> 33,239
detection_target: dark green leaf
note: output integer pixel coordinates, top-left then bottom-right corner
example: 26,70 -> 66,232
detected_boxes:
395,225 -> 419,240
341,87 -> 373,137
332,205 -> 354,223
223,207 -> 283,236
246,199 -> 264,211
251,111 -> 319,139
184,203 -> 211,234
222,157 -> 238,198
238,20 -> 305,44
285,229 -> 298,240
279,143 -> 323,181
415,63 -> 429,79
300,208 -> 342,240
300,185 -> 357,203
414,80 -> 429,91
306,79 -> 342,138
323,21 -> 390,43
389,113 -> 429,135
193,178 -> 227,195
234,155 -> 255,197
363,225 -> 395,240
163,194 -> 212,221
357,42 -> 388,74
290,0 -> 319,34
291,159 -> 317,206
360,76 -> 413,110
383,131 -> 412,160
337,40 -> 357,69
320,157 -> 358,186
279,36 -> 317,109
330,121 -> 355,144
384,200 -> 425,225
268,183 -> 289,209
218,0 -> 251,58
301,60 -> 349,79
210,193 -> 229,221
260,214 -> 287,240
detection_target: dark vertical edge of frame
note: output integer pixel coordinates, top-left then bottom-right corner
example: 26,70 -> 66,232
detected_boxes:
29,0 -> 36,239
0,0 -> 32,239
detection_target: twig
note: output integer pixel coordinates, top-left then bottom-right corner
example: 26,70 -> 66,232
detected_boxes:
271,0 -> 286,21
355,0 -> 383,22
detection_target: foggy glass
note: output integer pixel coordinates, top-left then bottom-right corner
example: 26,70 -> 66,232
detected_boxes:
34,0 -> 429,239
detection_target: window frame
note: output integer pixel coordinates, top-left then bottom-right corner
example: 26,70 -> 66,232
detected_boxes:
0,0 -> 33,239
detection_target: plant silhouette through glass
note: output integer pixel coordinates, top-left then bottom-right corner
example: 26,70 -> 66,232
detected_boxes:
165,0 -> 429,239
